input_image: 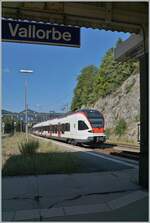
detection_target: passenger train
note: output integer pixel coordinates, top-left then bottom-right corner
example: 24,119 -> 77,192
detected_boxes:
32,109 -> 106,145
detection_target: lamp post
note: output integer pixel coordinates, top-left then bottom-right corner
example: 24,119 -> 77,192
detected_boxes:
20,69 -> 33,141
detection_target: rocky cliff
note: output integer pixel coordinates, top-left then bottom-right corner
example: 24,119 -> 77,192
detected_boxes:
94,72 -> 140,144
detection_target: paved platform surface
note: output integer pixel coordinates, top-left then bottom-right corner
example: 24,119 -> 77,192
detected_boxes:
2,167 -> 148,221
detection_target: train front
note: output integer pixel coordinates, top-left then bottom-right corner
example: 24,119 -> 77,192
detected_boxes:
84,109 -> 106,145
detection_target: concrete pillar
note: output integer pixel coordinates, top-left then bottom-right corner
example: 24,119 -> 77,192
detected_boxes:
139,52 -> 149,188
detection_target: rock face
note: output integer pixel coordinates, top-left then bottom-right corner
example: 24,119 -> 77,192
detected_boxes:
94,73 -> 140,143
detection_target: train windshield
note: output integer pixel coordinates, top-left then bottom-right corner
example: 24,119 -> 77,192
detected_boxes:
85,110 -> 104,128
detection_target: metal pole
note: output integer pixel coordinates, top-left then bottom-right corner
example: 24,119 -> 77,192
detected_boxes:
20,69 -> 33,140
2,122 -> 5,135
20,120 -> 22,132
25,78 -> 28,141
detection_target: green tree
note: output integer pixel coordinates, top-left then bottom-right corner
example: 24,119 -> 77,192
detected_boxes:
71,65 -> 98,111
115,119 -> 127,136
116,37 -> 124,46
16,120 -> 24,132
3,116 -> 14,133
93,47 -> 138,100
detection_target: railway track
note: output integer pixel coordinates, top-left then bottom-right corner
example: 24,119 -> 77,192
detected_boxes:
109,150 -> 139,161
110,142 -> 139,150
93,142 -> 140,161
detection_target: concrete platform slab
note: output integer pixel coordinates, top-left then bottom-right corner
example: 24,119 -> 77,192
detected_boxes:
2,168 -> 147,221
72,171 -> 140,194
40,207 -> 65,218
108,190 -> 148,210
112,168 -> 139,182
59,191 -> 134,208
37,174 -> 80,197
64,203 -> 110,216
39,195 -> 72,209
39,191 -> 132,209
2,198 -> 38,212
2,176 -> 37,199
42,197 -> 148,221
14,209 -> 40,221
2,211 -> 15,221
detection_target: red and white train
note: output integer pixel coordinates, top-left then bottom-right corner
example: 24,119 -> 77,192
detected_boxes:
32,109 -> 106,145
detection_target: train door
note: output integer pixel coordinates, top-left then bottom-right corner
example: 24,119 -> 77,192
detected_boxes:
77,120 -> 90,141
70,116 -> 78,139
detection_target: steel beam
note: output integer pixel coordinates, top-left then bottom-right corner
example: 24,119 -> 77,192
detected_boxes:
139,52 -> 149,188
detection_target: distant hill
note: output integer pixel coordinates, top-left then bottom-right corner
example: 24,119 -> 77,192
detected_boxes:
2,108 -> 64,123
2,109 -> 63,115
2,109 -> 13,114
20,109 -> 38,115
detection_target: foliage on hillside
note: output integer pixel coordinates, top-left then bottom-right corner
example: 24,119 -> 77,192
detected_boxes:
71,38 -> 139,111
71,65 -> 98,111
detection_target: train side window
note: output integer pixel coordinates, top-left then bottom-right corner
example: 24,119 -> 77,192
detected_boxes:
68,123 -> 70,131
78,121 -> 89,130
55,125 -> 57,133
65,123 -> 70,131
62,124 -> 65,132
61,124 -> 64,133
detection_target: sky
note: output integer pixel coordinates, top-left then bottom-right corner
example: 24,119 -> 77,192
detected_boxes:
2,28 -> 129,113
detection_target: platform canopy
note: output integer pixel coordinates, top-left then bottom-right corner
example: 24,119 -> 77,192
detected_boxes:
2,2 -> 148,34
114,34 -> 144,61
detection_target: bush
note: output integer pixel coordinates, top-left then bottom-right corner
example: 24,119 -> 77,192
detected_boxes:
115,119 -> 127,136
134,114 -> 140,122
105,128 -> 111,139
18,139 -> 39,155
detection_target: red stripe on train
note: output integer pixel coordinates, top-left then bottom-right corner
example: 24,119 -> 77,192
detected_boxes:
92,128 -> 104,133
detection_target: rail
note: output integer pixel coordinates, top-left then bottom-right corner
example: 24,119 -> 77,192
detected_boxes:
93,142 -> 140,160
107,142 -> 140,153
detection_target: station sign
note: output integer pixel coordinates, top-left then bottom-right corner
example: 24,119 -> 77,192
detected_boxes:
2,19 -> 80,48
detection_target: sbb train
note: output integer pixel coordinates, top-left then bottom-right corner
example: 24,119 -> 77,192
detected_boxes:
32,109 -> 106,145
